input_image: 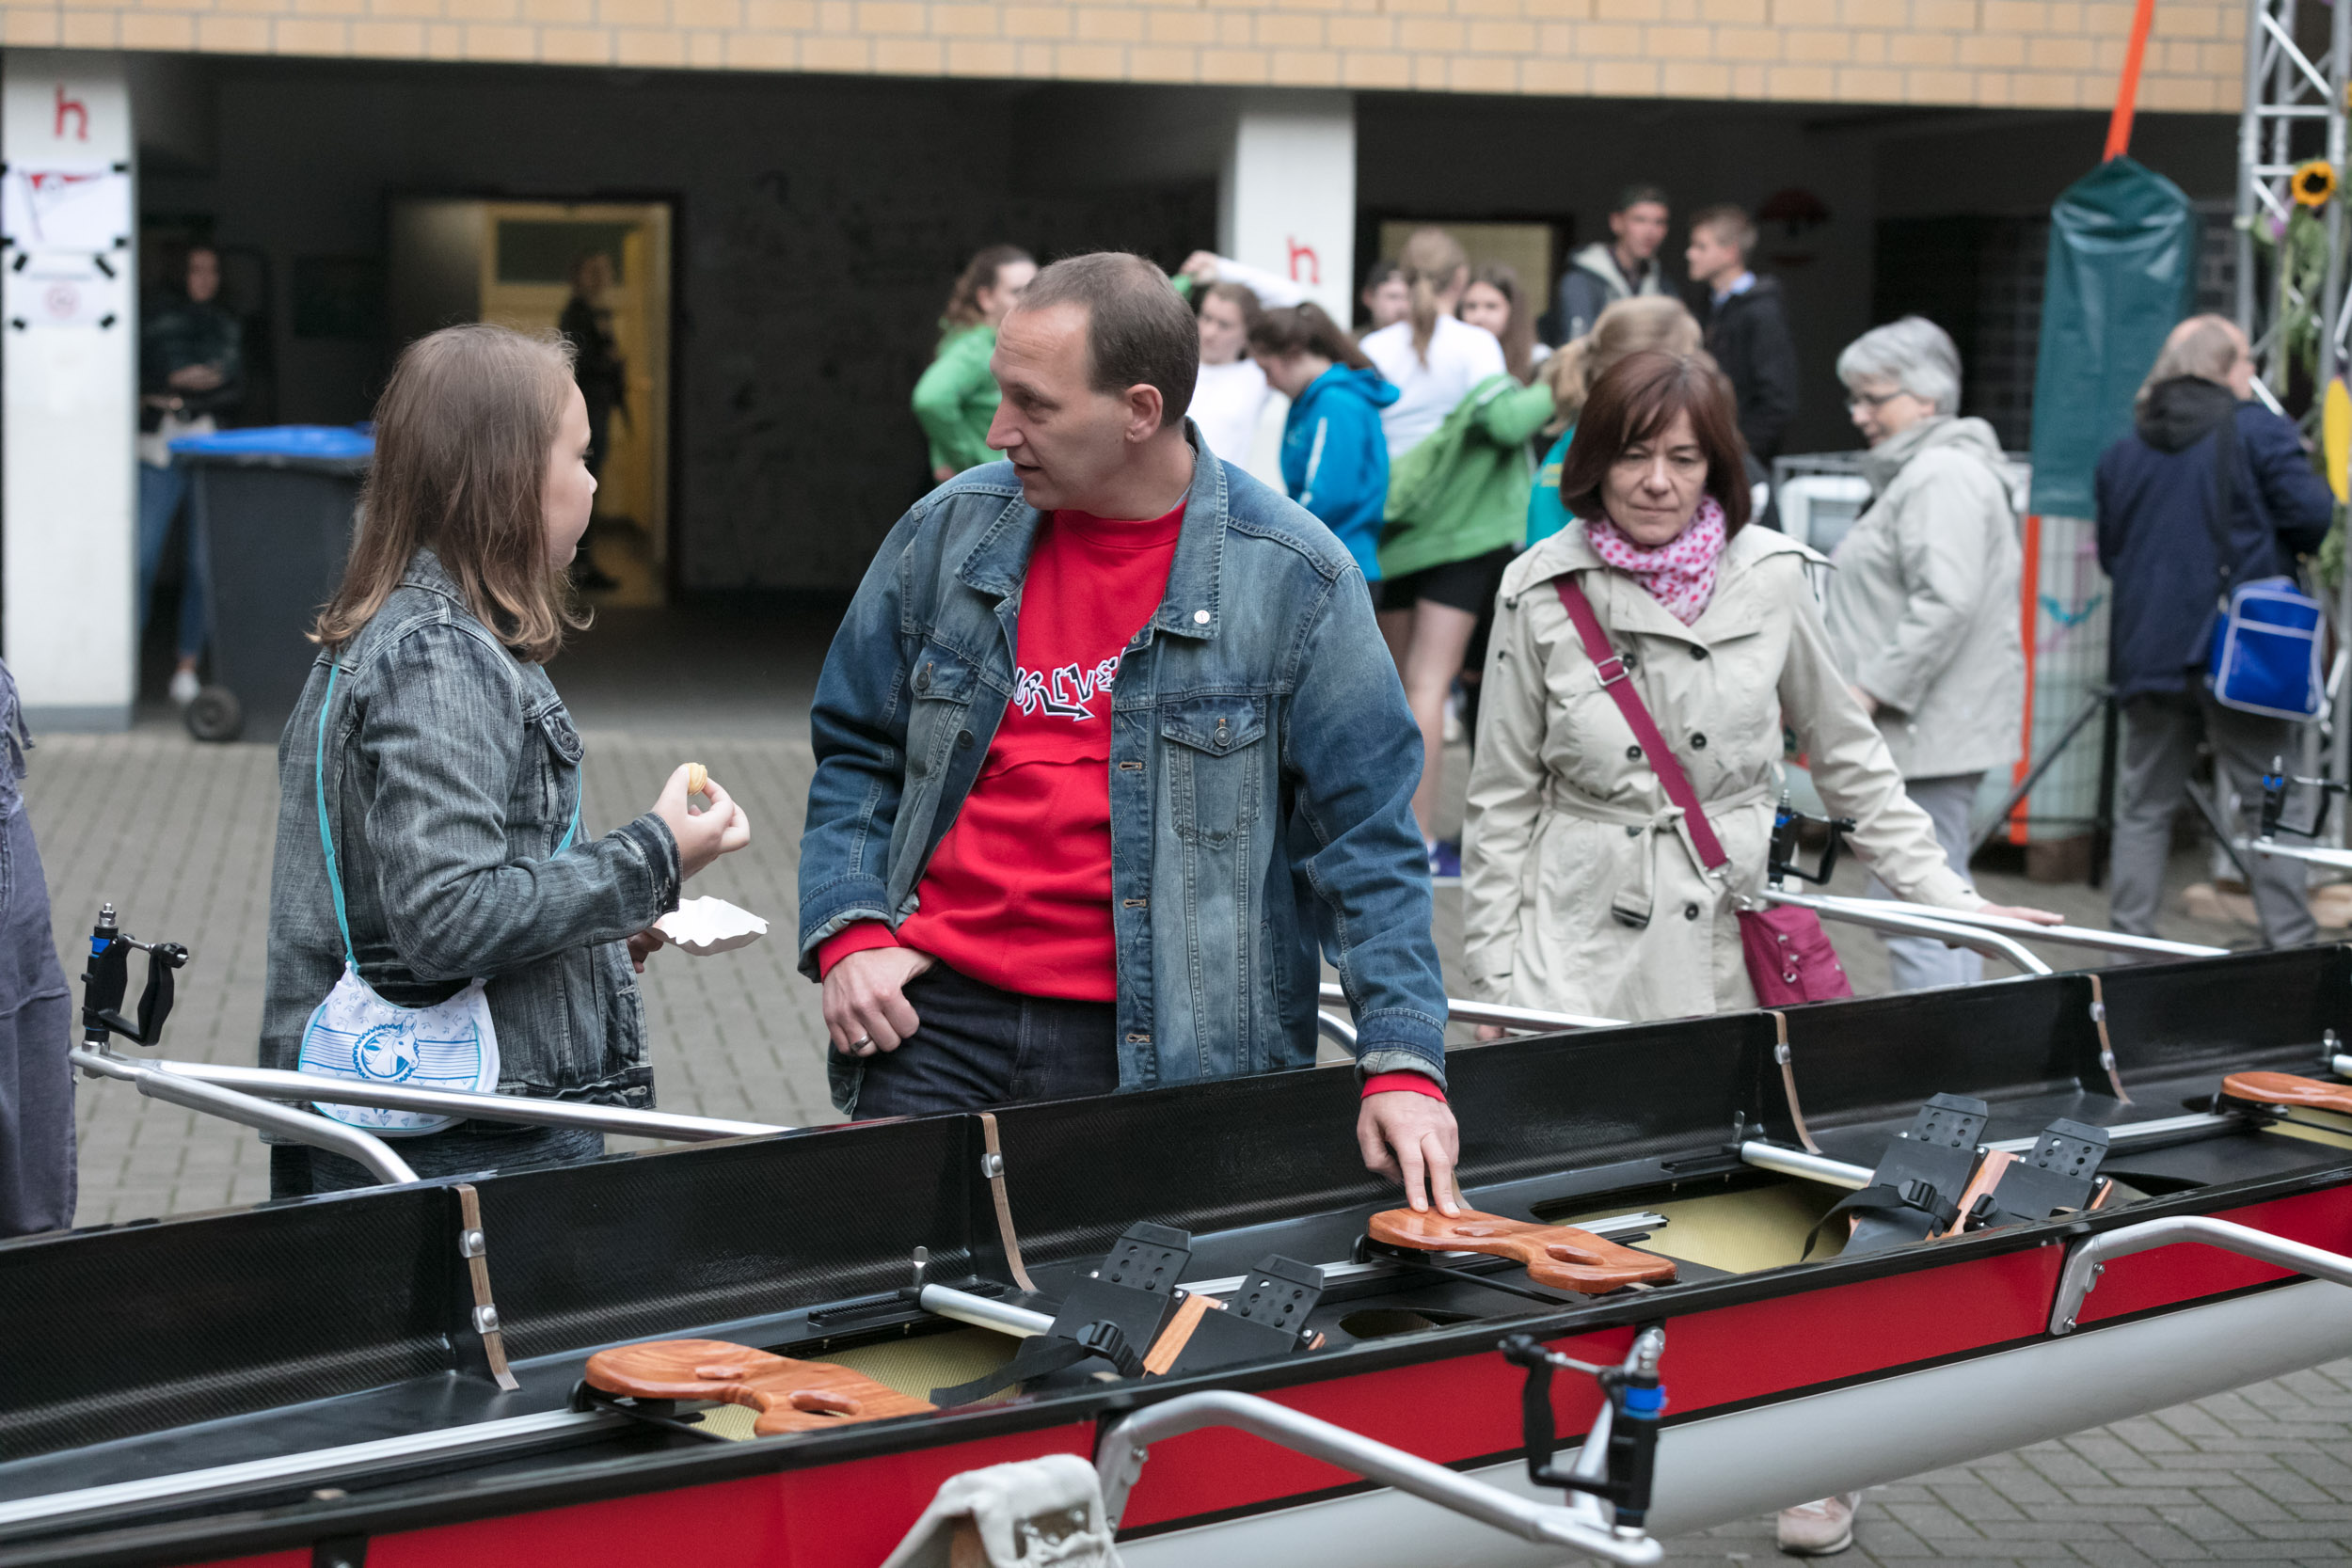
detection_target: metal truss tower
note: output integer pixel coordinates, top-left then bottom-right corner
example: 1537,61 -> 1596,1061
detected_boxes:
2235,0 -> 2351,406
2234,0 -> 2352,787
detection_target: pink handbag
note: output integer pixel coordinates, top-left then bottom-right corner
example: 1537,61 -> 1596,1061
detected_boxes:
1552,578 -> 1852,1006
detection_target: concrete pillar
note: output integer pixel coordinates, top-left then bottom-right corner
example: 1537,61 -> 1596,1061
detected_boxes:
3,51 -> 135,732
1218,92 -> 1355,324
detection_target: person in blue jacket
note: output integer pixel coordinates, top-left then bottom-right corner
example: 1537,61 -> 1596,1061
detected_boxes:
1248,303 -> 1398,578
2096,313 -> 2334,948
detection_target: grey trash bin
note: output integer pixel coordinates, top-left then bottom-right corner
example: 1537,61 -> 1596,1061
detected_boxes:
170,424 -> 372,744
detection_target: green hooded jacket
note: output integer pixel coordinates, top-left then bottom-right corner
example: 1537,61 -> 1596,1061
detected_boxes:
912,323 -> 1000,474
1379,374 -> 1555,580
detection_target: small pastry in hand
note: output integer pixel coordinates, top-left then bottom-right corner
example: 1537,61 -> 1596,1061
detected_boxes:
685,762 -> 707,802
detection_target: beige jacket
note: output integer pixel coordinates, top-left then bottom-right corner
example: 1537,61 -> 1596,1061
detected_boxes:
1461,522 -> 1980,1024
1822,416 -> 2025,781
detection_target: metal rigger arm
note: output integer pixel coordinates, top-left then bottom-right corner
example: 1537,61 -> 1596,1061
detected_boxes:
1093,1329 -> 1669,1564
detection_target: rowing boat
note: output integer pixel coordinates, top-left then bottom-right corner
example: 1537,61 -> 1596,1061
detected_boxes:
7,938 -> 2352,1566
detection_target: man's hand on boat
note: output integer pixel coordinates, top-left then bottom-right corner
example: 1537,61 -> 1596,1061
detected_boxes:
1359,1090 -> 1462,1216
652,764 -> 753,878
824,945 -> 938,1056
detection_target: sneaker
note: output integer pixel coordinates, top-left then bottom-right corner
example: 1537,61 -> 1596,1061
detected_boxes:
167,668 -> 200,707
1776,1493 -> 1859,1557
1427,840 -> 1462,883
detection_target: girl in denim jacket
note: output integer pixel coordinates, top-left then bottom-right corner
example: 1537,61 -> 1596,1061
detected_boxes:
261,325 -> 749,1195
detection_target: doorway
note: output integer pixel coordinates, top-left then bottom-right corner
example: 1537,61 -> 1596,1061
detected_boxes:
387,198 -> 674,604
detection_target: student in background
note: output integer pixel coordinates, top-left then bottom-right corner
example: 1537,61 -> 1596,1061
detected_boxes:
1685,204 -> 1800,465
1361,259 -> 1410,332
1249,303 -> 1398,580
1528,297 -> 1707,546
1553,184 -> 1671,344
1458,263 -> 1549,384
1361,229 -> 1531,877
1171,252 -> 1309,473
1360,229 -> 1506,460
914,245 -> 1037,483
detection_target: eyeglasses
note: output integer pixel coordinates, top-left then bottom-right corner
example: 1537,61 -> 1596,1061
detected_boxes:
1844,388 -> 1906,411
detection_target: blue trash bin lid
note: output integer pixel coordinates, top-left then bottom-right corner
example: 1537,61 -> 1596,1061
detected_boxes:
170,424 -> 373,467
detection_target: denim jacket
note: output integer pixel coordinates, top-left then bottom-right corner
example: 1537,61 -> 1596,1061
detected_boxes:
261,550 -> 681,1107
799,424 -> 1447,1111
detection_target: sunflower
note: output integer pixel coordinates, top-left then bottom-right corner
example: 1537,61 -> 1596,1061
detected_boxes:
2295,159 -> 2338,208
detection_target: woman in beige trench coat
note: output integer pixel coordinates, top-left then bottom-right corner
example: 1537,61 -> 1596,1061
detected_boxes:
1461,350 -> 2054,1026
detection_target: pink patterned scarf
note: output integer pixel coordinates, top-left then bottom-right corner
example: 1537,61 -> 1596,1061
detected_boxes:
1582,497 -> 1727,626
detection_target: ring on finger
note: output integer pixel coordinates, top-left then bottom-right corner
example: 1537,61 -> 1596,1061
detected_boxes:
851,1036 -> 875,1054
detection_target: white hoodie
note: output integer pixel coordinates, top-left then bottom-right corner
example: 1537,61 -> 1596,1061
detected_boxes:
1360,314 -> 1507,459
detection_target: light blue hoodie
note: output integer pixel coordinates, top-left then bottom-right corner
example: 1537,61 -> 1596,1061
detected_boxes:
1281,364 -> 1399,580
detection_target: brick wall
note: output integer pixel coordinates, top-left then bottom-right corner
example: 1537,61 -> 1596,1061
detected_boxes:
15,0 -> 2242,113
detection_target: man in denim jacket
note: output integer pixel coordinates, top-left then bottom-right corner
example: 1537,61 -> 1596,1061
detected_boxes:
799,253 -> 1460,1211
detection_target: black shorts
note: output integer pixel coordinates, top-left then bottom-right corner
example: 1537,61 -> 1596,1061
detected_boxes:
1378,545 -> 1516,615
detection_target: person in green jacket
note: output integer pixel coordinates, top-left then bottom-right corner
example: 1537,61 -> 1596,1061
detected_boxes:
913,245 -> 1036,483
1377,369 -> 1555,875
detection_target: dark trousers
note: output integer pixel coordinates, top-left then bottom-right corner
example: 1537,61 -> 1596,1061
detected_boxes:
2110,690 -> 2318,949
853,961 -> 1119,1118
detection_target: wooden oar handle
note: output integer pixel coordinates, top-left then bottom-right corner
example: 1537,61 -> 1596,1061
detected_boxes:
1369,1209 -> 1677,1292
2221,1070 -> 2352,1115
585,1338 -> 934,1435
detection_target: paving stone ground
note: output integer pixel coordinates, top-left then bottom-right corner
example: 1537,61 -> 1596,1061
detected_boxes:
39,604 -> 2352,1561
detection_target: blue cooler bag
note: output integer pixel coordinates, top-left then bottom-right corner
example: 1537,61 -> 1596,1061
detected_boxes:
2199,406 -> 2326,721
2207,576 -> 2325,720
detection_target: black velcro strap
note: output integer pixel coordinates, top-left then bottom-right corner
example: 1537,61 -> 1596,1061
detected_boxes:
929,1319 -> 1142,1407
1801,1180 -> 1961,1260
930,1336 -> 1097,1407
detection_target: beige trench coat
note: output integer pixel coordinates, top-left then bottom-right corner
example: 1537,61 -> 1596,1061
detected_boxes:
1461,522 -> 1980,1023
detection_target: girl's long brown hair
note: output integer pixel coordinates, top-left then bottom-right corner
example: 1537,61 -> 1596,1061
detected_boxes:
1541,295 -> 1706,436
1247,302 -> 1373,372
312,324 -> 586,665
1398,227 -> 1468,366
1466,262 -> 1536,383
942,244 -> 1034,332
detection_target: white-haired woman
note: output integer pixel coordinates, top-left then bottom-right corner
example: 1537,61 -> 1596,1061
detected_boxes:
1819,315 -> 2024,996
1775,318 -> 2026,1559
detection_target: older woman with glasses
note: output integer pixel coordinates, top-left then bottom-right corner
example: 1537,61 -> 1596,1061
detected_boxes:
1822,316 -> 2026,995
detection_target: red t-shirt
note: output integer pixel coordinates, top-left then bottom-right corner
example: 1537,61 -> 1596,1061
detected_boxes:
818,500 -> 1185,1000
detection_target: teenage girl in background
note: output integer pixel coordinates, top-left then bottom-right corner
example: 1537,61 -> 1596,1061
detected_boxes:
1458,263 -> 1549,384
914,245 -> 1037,483
1359,229 -> 1525,878
1248,303 -> 1398,581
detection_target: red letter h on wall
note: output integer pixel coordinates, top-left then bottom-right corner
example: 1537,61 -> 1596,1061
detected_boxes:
54,84 -> 87,142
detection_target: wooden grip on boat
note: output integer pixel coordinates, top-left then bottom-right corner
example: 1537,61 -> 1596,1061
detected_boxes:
2221,1071 -> 2352,1115
1369,1209 -> 1677,1292
584,1338 -> 933,1435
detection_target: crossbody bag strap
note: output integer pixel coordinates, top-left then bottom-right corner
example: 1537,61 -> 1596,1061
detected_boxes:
313,663 -> 358,971
1552,576 -> 1733,873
